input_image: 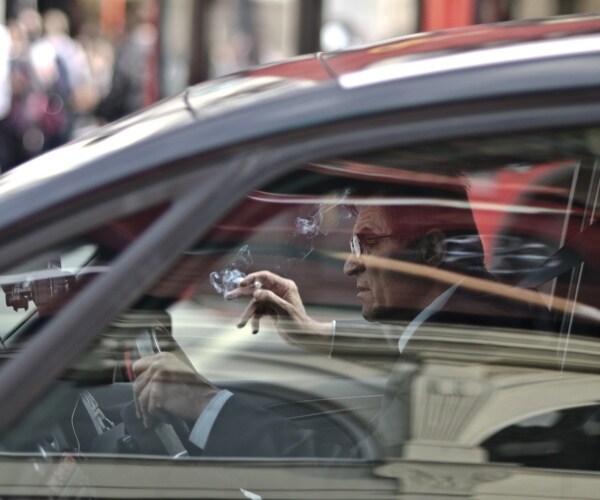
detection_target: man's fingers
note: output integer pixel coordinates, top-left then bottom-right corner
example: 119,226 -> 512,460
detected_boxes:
133,364 -> 152,419
240,271 -> 278,288
237,299 -> 258,328
236,289 -> 295,332
230,272 -> 302,336
225,285 -> 254,300
136,379 -> 153,427
253,288 -> 292,313
133,381 -> 143,419
130,352 -> 211,425
132,354 -> 167,423
228,271 -> 291,298
225,275 -> 267,300
132,356 -> 151,378
251,309 -> 263,334
147,384 -> 169,422
136,372 -> 173,426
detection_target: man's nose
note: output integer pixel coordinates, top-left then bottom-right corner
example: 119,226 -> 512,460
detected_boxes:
343,253 -> 365,276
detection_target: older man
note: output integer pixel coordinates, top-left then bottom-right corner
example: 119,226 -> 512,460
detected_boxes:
132,181 -> 537,457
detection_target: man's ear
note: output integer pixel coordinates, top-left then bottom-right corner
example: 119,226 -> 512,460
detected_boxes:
418,229 -> 446,267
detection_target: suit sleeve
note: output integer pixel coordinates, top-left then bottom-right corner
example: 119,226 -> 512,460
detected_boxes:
201,394 -> 357,458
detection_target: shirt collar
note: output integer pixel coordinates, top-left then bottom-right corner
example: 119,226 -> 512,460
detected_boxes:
397,282 -> 461,353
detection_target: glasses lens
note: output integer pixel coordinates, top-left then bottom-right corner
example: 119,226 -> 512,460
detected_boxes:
350,235 -> 361,258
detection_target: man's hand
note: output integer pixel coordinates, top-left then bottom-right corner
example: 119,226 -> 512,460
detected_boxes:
132,352 -> 219,428
225,271 -> 332,353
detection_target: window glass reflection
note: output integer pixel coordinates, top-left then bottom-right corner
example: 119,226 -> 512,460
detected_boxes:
2,131 -> 599,498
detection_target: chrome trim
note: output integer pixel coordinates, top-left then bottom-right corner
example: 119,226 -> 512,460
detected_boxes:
340,35 -> 600,89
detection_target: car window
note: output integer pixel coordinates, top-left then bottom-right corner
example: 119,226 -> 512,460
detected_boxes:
483,404 -> 600,471
0,206 -> 167,350
1,129 -> 598,497
0,244 -> 98,342
165,132 -> 598,461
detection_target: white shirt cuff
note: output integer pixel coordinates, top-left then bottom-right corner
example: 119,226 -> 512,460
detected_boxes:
188,389 -> 233,449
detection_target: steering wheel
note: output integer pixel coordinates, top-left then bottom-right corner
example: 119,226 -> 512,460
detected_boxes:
121,327 -> 191,458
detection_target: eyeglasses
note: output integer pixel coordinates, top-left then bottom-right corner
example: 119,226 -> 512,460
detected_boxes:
349,234 -> 398,258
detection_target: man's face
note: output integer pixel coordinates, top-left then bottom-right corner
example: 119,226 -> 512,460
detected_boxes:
343,205 -> 431,321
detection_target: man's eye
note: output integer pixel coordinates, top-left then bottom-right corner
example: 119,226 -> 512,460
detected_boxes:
362,239 -> 377,250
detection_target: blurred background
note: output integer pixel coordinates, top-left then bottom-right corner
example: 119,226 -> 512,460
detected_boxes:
0,0 -> 599,172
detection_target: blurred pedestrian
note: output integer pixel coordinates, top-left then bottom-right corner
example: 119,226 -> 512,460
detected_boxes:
0,24 -> 10,120
75,22 -> 115,136
1,10 -> 71,171
40,10 -> 99,118
0,18 -> 48,170
0,23 -> 12,172
77,22 -> 114,103
18,7 -> 43,44
28,31 -> 71,150
96,0 -> 157,122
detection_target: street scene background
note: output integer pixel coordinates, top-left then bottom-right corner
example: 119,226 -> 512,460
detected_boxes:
0,0 -> 599,172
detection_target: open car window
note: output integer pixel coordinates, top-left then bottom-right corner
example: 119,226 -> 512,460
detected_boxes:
0,128 -> 598,498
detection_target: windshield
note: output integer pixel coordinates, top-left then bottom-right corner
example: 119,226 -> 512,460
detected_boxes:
0,205 -> 167,349
0,244 -> 98,343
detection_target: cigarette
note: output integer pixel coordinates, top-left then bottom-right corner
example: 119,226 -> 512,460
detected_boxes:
232,277 -> 262,289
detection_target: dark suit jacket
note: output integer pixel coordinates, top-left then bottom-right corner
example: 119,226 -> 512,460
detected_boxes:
202,394 -> 357,458
200,283 -> 554,458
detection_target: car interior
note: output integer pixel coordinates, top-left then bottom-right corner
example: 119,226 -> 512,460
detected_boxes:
0,129 -> 598,477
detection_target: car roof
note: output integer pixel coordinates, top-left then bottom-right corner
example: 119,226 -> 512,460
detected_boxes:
320,13 -> 600,77
1,14 -> 600,235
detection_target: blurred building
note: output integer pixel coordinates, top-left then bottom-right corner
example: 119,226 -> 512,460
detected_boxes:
162,0 -> 600,94
2,0 -> 600,105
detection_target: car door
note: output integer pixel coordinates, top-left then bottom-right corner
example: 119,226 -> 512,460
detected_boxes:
0,86 -> 599,499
